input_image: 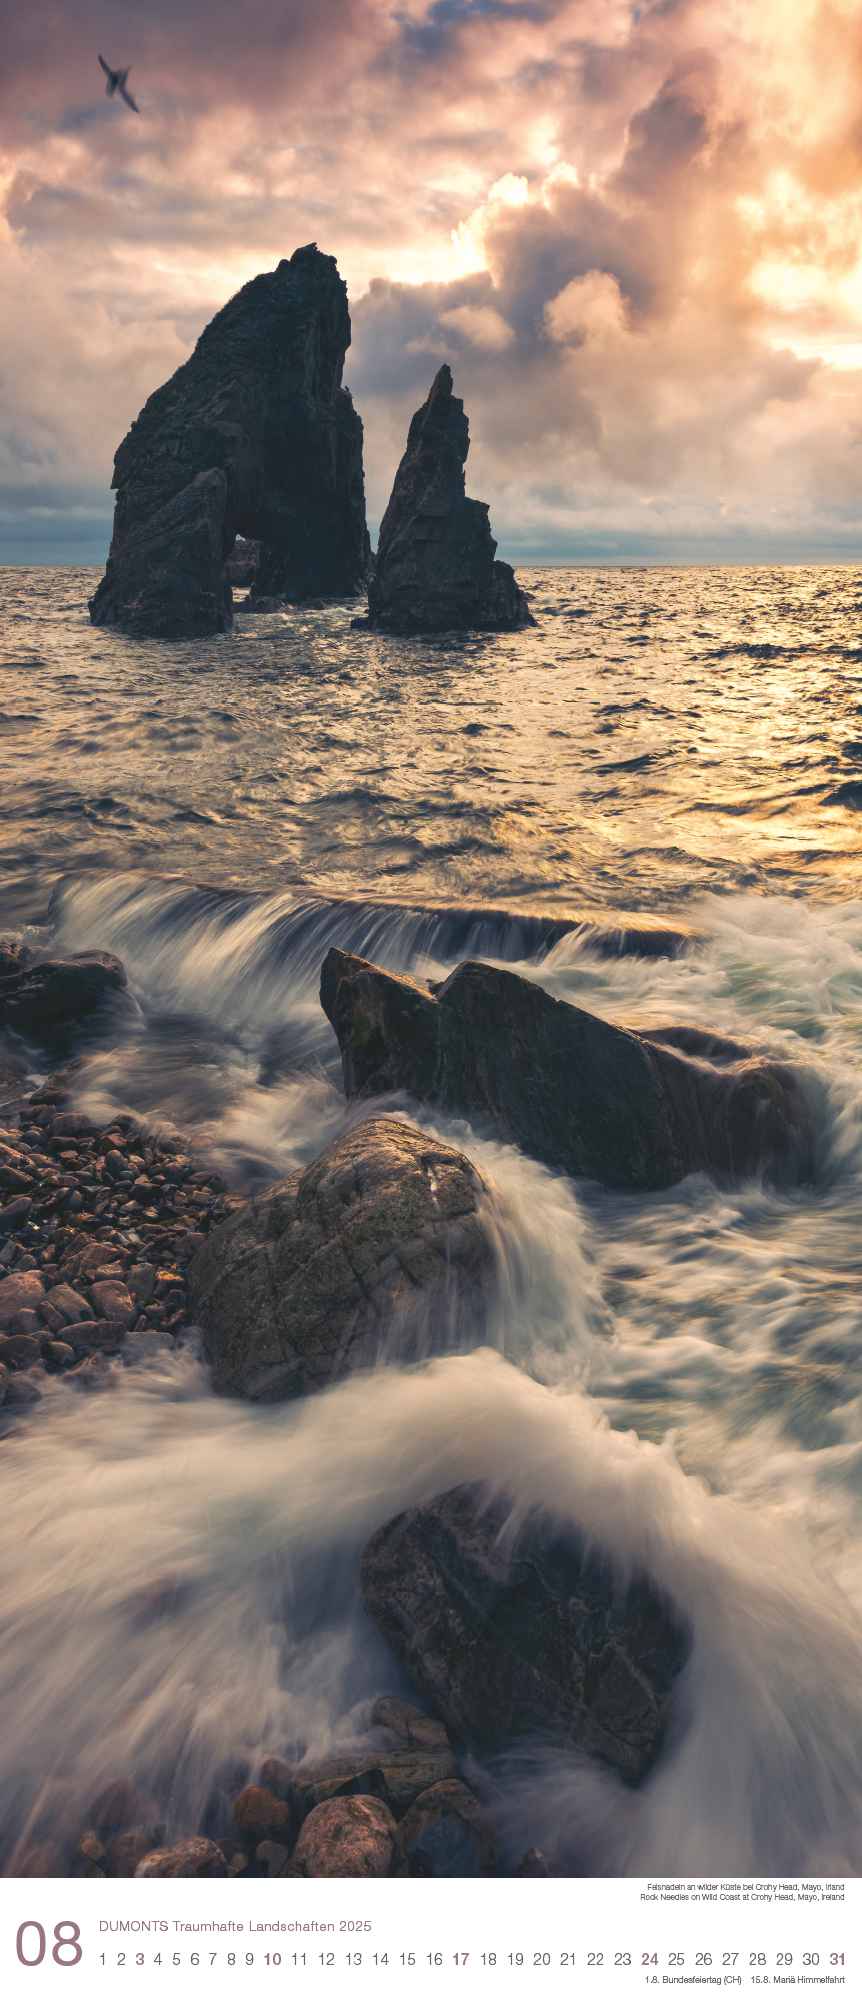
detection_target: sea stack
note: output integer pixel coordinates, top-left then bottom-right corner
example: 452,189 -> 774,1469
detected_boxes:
89,245 -> 371,640
367,364 -> 532,635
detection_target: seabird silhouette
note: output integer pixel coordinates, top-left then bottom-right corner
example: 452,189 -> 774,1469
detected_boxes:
97,54 -> 140,114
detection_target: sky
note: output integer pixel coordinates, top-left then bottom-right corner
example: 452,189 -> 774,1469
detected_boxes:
2,0 -> 862,564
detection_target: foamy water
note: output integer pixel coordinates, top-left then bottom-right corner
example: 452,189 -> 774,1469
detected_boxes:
1,565 -> 862,1874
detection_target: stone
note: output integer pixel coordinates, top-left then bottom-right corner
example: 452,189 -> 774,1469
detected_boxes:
0,1333 -> 42,1371
367,364 -> 532,635
0,1195 -> 30,1232
135,1836 -> 227,1878
369,1696 -> 450,1750
4,1370 -> 43,1408
290,1796 -> 396,1878
232,1785 -> 295,1843
88,1777 -> 154,1833
360,1484 -> 690,1786
68,1241 -> 123,1281
0,1272 -> 45,1324
89,244 -> 370,640
0,954 -> 126,1045
89,1279 -> 134,1324
396,1780 -> 495,1877
45,1282 -> 92,1325
0,1362 -> 8,1404
189,1115 -> 497,1400
295,1747 -> 457,1821
61,1320 -> 124,1353
128,1263 -> 157,1304
42,1338 -> 75,1370
321,950 -> 815,1193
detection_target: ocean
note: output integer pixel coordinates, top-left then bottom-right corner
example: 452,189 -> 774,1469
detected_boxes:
1,561 -> 862,1875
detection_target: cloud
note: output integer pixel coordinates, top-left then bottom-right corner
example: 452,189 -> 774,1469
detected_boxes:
1,0 -> 862,559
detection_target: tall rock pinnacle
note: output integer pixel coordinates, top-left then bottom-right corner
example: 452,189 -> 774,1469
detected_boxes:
367,364 -> 532,634
89,245 -> 370,639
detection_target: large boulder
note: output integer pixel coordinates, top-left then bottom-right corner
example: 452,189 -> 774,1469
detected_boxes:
189,1115 -> 498,1400
320,950 -> 814,1192
89,244 -> 370,639
0,952 -> 127,1046
367,364 -> 532,634
361,1485 -> 690,1785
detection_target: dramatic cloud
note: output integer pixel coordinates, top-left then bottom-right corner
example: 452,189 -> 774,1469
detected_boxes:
1,0 -> 861,558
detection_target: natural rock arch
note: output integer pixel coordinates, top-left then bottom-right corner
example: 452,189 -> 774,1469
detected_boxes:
89,245 -> 370,639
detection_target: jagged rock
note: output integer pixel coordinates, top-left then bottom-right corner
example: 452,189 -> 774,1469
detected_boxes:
290,1795 -> 396,1877
0,952 -> 127,1046
361,1485 -> 690,1785
90,245 -> 370,639
321,950 -> 814,1192
367,364 -> 532,634
189,1115 -> 497,1400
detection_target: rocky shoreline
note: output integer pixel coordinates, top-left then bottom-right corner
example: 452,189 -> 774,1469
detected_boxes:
3,927 -> 818,1878
0,1076 -> 235,1416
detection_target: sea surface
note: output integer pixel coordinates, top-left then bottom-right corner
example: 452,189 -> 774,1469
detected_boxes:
2,562 -> 862,1875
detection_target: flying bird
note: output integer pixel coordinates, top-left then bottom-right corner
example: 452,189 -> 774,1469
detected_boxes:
97,54 -> 140,114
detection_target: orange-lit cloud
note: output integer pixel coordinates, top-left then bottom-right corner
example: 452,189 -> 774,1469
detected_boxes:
1,0 -> 861,557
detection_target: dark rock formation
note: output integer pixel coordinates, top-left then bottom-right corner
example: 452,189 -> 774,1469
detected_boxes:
89,245 -> 370,639
224,535 -> 260,588
321,950 -> 815,1192
361,1485 -> 690,1785
367,364 -> 532,634
0,952 -> 127,1047
189,1115 -> 498,1400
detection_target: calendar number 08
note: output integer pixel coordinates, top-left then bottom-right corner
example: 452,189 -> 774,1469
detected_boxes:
16,1921 -> 83,1968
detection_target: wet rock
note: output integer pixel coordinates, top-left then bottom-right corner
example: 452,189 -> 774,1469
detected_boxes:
4,1369 -> 43,1408
367,364 -> 532,635
233,1785 -> 295,1843
397,1780 -> 495,1877
296,1748 -> 457,1821
135,1836 -> 227,1878
0,1273 -> 45,1324
190,1115 -> 497,1401
0,954 -> 127,1047
0,1194 -> 31,1232
0,1332 -> 42,1370
42,1338 -> 75,1370
44,1282 -> 92,1325
0,1362 -> 8,1404
68,1241 -> 123,1282
90,244 -> 370,640
291,1796 -> 396,1878
321,950 -> 815,1193
90,1279 -> 134,1324
370,1696 -> 450,1750
128,1263 -> 157,1304
360,1484 -> 690,1786
61,1320 -> 124,1354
